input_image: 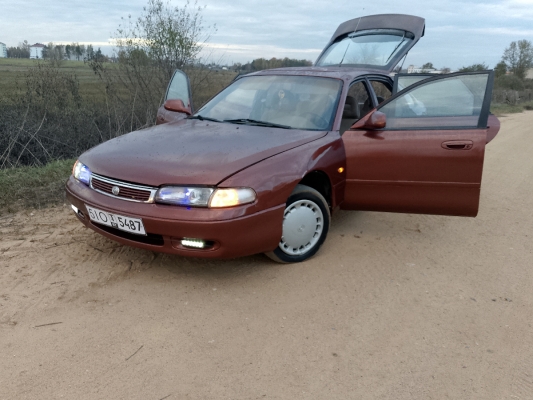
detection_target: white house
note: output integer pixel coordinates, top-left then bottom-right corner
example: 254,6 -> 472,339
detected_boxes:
30,43 -> 45,59
0,42 -> 7,58
407,65 -> 438,74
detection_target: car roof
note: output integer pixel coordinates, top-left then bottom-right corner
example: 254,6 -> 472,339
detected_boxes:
247,66 -> 391,81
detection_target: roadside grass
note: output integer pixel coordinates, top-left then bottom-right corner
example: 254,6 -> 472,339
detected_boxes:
0,159 -> 75,215
491,101 -> 533,116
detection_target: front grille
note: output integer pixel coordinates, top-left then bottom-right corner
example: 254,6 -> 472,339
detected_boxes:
90,173 -> 157,203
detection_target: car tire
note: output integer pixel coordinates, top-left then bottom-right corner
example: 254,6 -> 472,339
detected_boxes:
266,184 -> 330,263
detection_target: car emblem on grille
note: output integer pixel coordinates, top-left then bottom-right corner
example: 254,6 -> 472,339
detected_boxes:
112,186 -> 120,196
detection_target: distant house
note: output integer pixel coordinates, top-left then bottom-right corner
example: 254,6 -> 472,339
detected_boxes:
30,43 -> 45,59
407,65 -> 438,74
0,42 -> 7,58
527,68 -> 533,80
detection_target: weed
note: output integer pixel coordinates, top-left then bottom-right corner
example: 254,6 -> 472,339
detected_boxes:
0,159 -> 75,214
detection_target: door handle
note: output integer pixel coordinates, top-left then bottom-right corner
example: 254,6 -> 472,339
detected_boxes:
441,140 -> 473,150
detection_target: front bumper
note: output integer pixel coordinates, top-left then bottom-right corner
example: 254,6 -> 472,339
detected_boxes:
66,177 -> 284,259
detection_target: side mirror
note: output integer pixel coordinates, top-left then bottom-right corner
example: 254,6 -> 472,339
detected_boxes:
164,99 -> 192,115
350,111 -> 387,130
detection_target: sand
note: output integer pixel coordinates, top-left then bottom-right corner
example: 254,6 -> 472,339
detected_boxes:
1,111 -> 532,399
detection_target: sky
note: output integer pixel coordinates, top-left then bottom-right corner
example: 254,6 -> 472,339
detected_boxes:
2,0 -> 533,70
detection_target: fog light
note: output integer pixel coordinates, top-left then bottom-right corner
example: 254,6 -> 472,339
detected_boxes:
181,238 -> 206,249
70,204 -> 85,219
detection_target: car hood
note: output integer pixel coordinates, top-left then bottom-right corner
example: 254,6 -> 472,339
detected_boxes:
80,119 -> 327,186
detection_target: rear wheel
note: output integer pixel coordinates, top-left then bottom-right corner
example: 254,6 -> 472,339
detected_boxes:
266,185 -> 330,263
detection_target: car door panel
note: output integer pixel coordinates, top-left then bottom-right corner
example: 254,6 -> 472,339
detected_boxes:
342,127 -> 486,216
341,71 -> 495,217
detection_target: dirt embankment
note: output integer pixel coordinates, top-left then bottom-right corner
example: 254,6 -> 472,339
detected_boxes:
1,112 -> 533,400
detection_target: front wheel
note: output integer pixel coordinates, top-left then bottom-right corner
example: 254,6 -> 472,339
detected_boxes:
266,185 -> 330,263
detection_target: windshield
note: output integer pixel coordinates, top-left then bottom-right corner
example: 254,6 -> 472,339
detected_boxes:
195,75 -> 342,131
316,29 -> 414,68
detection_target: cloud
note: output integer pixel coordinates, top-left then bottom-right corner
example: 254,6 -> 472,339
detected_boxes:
432,25 -> 533,36
2,0 -> 532,68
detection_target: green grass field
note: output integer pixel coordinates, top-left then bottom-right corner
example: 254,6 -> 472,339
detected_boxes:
0,58 -> 109,101
0,58 -> 237,108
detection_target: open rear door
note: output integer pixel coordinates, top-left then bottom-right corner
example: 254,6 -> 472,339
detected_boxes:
156,70 -> 193,125
341,71 -> 495,217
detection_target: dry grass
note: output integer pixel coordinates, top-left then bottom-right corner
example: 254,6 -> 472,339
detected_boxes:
491,101 -> 533,116
0,158 -> 75,215
0,58 -> 237,109
0,60 -> 237,212
0,58 -> 108,102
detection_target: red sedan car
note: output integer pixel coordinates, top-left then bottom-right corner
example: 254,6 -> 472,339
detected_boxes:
66,14 -> 500,262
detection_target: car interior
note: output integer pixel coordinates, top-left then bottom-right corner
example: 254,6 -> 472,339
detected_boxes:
339,80 -> 391,134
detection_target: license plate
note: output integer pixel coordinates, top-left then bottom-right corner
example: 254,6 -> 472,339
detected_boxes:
85,205 -> 146,235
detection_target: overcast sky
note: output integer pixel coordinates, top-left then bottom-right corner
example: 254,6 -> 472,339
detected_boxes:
2,0 -> 533,69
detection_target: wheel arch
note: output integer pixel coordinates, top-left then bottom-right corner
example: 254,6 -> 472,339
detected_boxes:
298,170 -> 332,208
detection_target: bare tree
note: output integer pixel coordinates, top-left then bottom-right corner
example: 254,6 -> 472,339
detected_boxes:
115,0 -> 215,80
89,0 -> 216,127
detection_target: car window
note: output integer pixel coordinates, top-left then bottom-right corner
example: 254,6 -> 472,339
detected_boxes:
340,81 -> 371,134
165,70 -> 191,107
369,80 -> 392,103
379,73 -> 490,129
316,29 -> 414,68
393,74 -> 433,94
196,75 -> 343,131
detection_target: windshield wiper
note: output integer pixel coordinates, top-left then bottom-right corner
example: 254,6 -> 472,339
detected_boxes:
224,118 -> 291,129
189,115 -> 222,123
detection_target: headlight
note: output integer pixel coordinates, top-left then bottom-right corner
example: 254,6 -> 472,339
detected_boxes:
72,160 -> 91,185
154,186 -> 256,208
209,188 -> 256,208
155,186 -> 214,207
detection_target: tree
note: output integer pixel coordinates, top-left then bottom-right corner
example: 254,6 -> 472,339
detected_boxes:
494,61 -> 507,78
458,62 -> 488,72
115,0 -> 215,82
42,43 -> 64,66
421,62 -> 434,70
88,0 -> 215,128
242,57 -> 312,71
6,41 -> 30,58
501,40 -> 533,80
75,44 -> 82,61
85,44 -> 95,61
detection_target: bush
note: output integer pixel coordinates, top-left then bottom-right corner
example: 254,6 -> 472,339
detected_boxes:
495,75 -> 525,91
0,61 -> 149,168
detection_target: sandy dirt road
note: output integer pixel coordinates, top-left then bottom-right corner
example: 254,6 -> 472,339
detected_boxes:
1,111 -> 532,400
